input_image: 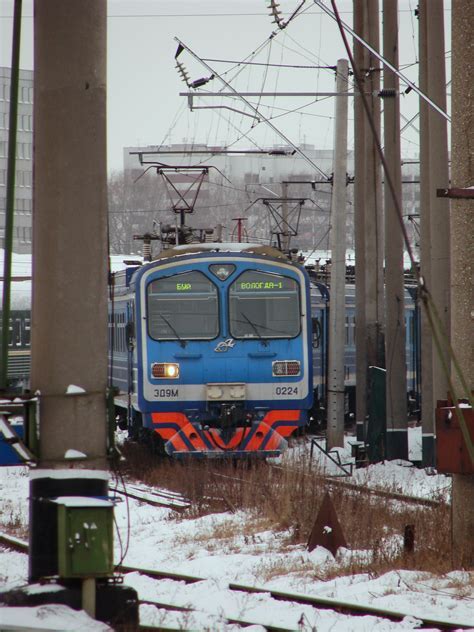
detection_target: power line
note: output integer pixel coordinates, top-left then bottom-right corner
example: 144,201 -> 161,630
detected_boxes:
0,10 -> 356,19
176,38 -> 331,180
202,58 -> 336,70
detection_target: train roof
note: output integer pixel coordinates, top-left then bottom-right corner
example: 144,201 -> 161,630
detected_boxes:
152,242 -> 289,261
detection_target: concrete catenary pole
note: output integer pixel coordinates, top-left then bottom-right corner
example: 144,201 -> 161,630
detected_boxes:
364,0 -> 385,374
32,0 -> 108,469
427,1 -> 450,416
353,1 -> 368,441
450,0 -> 474,570
418,0 -> 435,466
382,0 -> 407,459
0,0 -> 21,392
281,181 -> 290,252
327,59 -> 349,449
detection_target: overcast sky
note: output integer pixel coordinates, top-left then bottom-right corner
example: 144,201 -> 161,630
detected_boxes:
0,1 -> 451,172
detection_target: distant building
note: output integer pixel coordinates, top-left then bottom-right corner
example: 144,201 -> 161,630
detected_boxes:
0,67 -> 34,254
123,142 -> 353,248
123,142 -> 340,183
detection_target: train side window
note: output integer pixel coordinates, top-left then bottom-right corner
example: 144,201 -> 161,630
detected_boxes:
311,317 -> 322,348
23,317 -> 31,347
12,318 -> 21,346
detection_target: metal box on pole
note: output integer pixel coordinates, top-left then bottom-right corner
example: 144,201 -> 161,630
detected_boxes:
436,401 -> 474,475
54,496 -> 114,578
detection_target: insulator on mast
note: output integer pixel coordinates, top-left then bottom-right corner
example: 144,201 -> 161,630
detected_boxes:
267,0 -> 285,29
175,61 -> 190,86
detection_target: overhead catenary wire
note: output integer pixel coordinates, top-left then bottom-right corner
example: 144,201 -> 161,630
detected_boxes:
202,58 -> 337,70
175,38 -> 331,180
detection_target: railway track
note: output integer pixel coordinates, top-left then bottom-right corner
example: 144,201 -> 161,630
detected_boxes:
138,600 -> 297,632
194,462 -> 447,510
109,481 -> 191,511
120,563 -> 473,631
1,532 -> 471,630
269,463 -> 447,508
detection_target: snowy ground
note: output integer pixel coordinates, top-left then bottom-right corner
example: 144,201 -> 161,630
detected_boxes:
1,430 -> 473,631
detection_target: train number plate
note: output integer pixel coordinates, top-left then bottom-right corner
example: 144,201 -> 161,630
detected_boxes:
153,388 -> 179,399
273,385 -> 299,397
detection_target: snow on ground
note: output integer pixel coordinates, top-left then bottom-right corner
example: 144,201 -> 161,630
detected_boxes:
0,604 -> 112,631
280,428 -> 451,501
0,433 -> 473,631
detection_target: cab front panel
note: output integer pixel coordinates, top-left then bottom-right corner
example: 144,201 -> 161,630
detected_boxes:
132,253 -> 312,456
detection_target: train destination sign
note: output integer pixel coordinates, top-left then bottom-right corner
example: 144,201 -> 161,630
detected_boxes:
233,272 -> 296,293
239,280 -> 284,290
149,271 -> 216,295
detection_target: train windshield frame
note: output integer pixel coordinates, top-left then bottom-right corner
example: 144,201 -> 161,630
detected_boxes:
147,270 -> 219,341
228,270 -> 301,340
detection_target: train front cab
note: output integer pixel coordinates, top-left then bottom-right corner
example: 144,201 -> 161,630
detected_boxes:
133,251 -> 313,458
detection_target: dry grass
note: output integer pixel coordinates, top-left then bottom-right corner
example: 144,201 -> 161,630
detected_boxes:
119,440 -> 454,578
1,505 -> 28,541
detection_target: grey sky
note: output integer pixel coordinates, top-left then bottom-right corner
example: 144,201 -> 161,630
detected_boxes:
1,1 -> 451,172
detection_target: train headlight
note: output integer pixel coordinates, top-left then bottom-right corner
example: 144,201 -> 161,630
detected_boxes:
151,362 -> 180,379
272,360 -> 301,377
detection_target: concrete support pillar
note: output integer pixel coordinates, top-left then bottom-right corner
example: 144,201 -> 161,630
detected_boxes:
364,0 -> 385,373
450,0 -> 474,570
281,181 -> 290,252
327,59 -> 349,449
32,0 -> 108,469
427,1 -> 450,409
353,1 -> 367,441
383,0 -> 407,459
418,0 -> 435,466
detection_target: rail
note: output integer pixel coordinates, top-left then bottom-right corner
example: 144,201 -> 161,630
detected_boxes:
1,533 -> 470,630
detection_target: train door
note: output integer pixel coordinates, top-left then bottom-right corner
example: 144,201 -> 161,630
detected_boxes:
126,300 -> 140,437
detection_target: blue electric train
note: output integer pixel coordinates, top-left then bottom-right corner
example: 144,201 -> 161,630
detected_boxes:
309,281 -> 420,424
108,243 -> 314,458
2,248 -> 421,459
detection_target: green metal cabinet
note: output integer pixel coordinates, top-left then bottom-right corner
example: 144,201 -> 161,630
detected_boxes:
55,496 -> 114,578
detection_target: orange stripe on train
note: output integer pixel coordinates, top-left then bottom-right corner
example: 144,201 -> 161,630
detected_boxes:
262,410 -> 302,437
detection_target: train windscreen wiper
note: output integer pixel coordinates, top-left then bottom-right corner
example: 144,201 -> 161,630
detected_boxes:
240,313 -> 269,347
158,313 -> 186,348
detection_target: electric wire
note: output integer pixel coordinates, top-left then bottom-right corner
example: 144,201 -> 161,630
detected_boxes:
202,58 -> 336,70
112,463 -> 132,568
252,39 -> 273,128
222,37 -> 274,86
173,5 -> 336,179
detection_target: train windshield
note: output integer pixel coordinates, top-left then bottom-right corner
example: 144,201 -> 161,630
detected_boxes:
229,270 -> 300,339
147,271 -> 219,340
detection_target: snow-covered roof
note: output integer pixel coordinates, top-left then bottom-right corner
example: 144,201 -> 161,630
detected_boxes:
153,242 -> 288,260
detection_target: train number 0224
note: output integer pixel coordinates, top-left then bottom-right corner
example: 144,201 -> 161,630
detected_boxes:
154,388 -> 179,398
275,386 -> 298,396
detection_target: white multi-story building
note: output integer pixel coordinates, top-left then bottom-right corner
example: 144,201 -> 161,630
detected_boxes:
123,142 -> 339,183
0,67 -> 34,254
